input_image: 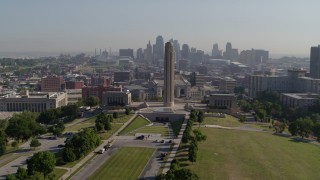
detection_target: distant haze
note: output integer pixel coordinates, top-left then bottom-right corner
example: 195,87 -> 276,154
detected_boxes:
0,0 -> 319,57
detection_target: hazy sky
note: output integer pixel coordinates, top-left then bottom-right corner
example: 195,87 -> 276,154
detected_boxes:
1,0 -> 319,56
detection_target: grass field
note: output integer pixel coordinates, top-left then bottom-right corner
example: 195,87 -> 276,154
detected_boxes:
65,123 -> 94,132
119,116 -> 150,135
200,115 -> 242,127
111,113 -> 133,123
176,128 -> 320,180
53,168 -> 68,180
128,126 -> 169,137
89,147 -> 155,180
98,123 -> 123,140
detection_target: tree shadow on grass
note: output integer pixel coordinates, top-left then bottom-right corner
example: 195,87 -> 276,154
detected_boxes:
180,162 -> 190,167
177,149 -> 189,153
175,153 -> 188,158
289,137 -> 311,144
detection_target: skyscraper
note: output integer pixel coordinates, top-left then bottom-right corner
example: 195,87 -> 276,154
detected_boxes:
136,48 -> 144,61
310,45 -> 320,79
144,41 -> 153,63
181,44 -> 190,59
212,43 -> 221,57
153,35 -> 164,63
164,42 -> 175,107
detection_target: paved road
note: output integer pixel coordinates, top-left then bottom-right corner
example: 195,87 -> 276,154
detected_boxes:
0,137 -> 66,179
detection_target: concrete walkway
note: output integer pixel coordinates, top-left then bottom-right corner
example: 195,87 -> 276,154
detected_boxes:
59,113 -> 137,180
162,118 -> 188,174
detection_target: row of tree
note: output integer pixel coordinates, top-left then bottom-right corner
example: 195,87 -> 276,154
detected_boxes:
156,110 -> 206,180
38,104 -> 79,124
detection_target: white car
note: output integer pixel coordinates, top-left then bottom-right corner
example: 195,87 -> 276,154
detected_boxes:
98,148 -> 105,154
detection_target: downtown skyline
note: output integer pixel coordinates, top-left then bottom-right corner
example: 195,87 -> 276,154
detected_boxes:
1,0 -> 320,57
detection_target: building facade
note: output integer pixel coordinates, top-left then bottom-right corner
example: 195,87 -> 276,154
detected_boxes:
66,81 -> 84,89
310,45 -> 320,79
0,91 -> 67,112
248,69 -> 320,98
40,76 -> 65,92
208,94 -> 236,109
103,91 -> 132,106
280,93 -> 319,108
119,49 -> 134,58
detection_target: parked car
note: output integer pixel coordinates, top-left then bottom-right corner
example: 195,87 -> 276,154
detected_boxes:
136,135 -> 145,140
160,140 -> 165,143
98,148 -> 105,154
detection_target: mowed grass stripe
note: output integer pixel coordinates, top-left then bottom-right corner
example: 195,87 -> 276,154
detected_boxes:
119,116 -> 150,135
201,115 -> 241,127
89,147 -> 155,180
182,128 -> 320,180
129,126 -> 169,136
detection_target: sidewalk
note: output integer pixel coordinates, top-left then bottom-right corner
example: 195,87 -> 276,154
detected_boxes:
59,113 -> 137,180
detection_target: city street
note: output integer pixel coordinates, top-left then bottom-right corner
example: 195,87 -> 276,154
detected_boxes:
0,136 -> 66,179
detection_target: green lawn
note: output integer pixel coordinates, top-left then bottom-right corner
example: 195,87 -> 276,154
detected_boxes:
177,128 -> 320,180
64,123 -> 94,132
98,123 -> 123,140
119,116 -> 150,135
200,115 -> 242,127
111,113 -> 133,123
53,168 -> 68,180
247,123 -> 273,131
89,147 -> 155,180
171,120 -> 183,136
128,126 -> 169,137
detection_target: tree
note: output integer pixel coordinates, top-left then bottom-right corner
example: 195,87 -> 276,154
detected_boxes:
125,108 -> 131,115
188,145 -> 197,163
113,112 -> 119,119
76,98 -> 84,107
27,151 -> 56,180
95,113 -> 112,132
51,122 -> 65,137
38,108 -> 61,124
15,167 -> 29,180
6,111 -> 46,142
313,121 -> 320,141
30,138 -> 41,150
274,121 -> 286,133
0,130 -> 7,156
193,129 -> 207,142
256,108 -> 266,122
86,96 -> 99,107
62,147 -> 76,162
61,104 -> 79,118
197,111 -> 204,128
64,128 -> 101,160
289,118 -> 314,138
95,122 -> 104,132
173,168 -> 199,180
289,122 -> 298,136
104,120 -> 112,131
6,174 -> 17,180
